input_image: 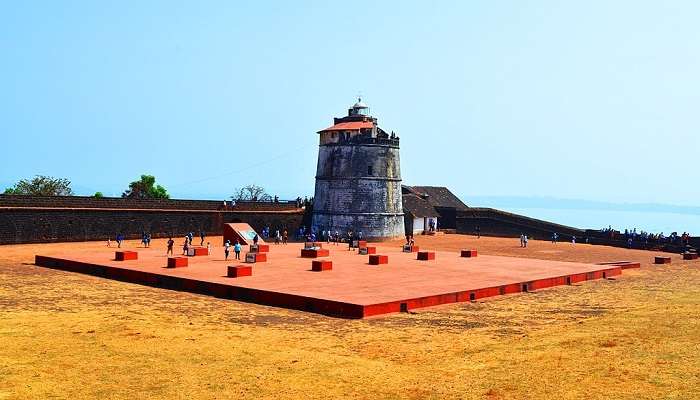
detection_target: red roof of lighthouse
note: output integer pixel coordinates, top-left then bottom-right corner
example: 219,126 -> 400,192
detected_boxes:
318,121 -> 374,133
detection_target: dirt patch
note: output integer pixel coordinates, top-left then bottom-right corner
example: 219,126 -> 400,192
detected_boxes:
1,235 -> 699,399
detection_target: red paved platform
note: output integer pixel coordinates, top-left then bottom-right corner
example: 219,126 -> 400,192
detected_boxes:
34,244 -> 631,319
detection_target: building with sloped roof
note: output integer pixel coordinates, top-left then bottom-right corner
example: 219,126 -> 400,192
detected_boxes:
401,186 -> 468,235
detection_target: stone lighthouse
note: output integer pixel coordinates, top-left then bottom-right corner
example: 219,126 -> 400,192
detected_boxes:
311,98 -> 404,239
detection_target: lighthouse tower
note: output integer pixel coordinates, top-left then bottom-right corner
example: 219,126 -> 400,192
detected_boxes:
311,98 -> 404,239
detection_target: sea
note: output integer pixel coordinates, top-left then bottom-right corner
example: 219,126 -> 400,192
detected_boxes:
498,207 -> 700,235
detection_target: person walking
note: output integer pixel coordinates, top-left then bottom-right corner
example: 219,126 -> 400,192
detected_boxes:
116,233 -> 123,248
523,235 -> 528,248
224,240 -> 231,260
200,231 -> 206,246
282,229 -> 288,245
183,238 -> 189,255
234,240 -> 242,260
520,233 -> 525,248
167,237 -> 174,256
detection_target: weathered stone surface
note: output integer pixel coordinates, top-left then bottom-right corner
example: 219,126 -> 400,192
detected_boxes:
312,104 -> 404,240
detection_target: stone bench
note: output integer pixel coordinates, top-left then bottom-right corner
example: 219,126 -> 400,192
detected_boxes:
227,265 -> 252,277
115,251 -> 138,261
417,251 -> 435,261
369,255 -> 388,265
245,252 -> 267,263
187,247 -> 209,256
311,260 -> 332,272
461,249 -> 478,258
683,252 -> 698,260
359,246 -> 377,255
403,244 -> 419,253
249,244 -> 270,253
167,257 -> 188,268
654,256 -> 672,264
301,248 -> 330,258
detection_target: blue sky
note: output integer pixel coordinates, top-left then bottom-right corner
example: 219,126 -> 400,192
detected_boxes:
2,1 -> 698,206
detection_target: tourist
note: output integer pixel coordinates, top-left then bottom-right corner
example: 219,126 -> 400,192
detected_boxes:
207,241 -> 211,254
627,238 -> 633,249
234,240 -> 241,260
116,233 -> 123,248
347,230 -> 354,250
107,238 -> 111,247
523,235 -> 528,248
275,229 -> 280,244
520,233 -> 525,248
167,237 -> 174,255
358,231 -> 364,240
282,229 -> 288,245
141,232 -> 147,248
145,233 -> 151,248
200,231 -> 206,246
224,240 -> 230,260
183,238 -> 189,255
253,234 -> 259,246
572,236 -> 576,245
475,226 -> 481,239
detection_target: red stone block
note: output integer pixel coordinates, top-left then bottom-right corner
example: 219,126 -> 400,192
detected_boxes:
249,244 -> 270,253
115,251 -> 138,261
311,260 -> 332,272
683,253 -> 698,260
359,246 -> 377,255
402,245 -> 420,253
192,247 -> 209,256
245,252 -> 267,263
227,265 -> 252,277
167,257 -> 188,268
369,255 -> 388,265
461,249 -> 478,258
417,251 -> 435,261
301,248 -> 330,258
655,256 -> 671,264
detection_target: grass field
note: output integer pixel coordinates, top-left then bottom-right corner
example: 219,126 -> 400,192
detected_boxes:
1,235 -> 699,399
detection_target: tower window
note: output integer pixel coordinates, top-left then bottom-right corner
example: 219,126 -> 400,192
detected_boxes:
367,165 -> 373,176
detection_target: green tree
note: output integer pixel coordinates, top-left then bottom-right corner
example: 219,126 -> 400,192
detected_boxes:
3,175 -> 74,196
93,192 -> 104,198
122,175 -> 170,199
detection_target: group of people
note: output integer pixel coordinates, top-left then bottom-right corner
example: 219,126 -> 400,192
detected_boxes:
141,232 -> 152,248
223,239 -> 242,260
519,233 -> 529,247
601,227 -> 694,248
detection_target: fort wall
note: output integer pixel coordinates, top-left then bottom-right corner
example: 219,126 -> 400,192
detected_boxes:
0,195 -> 303,245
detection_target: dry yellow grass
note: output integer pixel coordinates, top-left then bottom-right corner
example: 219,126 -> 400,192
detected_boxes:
1,235 -> 699,399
